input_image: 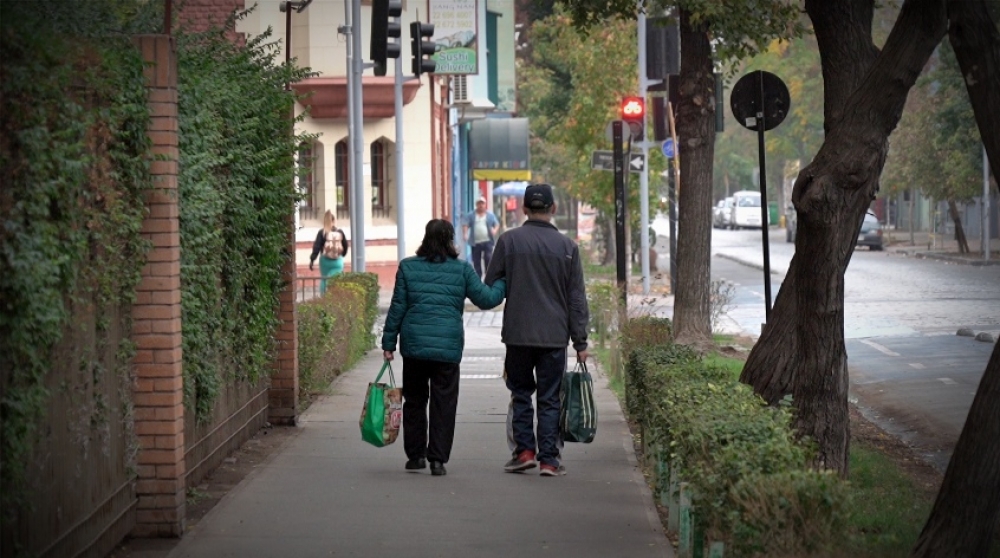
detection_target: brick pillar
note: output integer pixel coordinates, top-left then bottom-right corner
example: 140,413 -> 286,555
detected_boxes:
130,35 -> 186,538
268,219 -> 299,425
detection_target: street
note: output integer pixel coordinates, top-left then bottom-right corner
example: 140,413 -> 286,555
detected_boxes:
709,226 -> 1000,471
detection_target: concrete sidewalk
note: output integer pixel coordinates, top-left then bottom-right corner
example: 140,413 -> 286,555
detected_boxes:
168,309 -> 671,558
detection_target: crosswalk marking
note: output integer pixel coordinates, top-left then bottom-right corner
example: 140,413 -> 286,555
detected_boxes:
859,339 -> 901,357
461,374 -> 502,380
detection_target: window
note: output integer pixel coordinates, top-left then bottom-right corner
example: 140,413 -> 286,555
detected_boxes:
335,140 -> 349,220
370,140 -> 386,216
297,142 -> 317,222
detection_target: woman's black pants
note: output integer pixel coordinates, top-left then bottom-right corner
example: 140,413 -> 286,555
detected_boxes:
401,357 -> 460,464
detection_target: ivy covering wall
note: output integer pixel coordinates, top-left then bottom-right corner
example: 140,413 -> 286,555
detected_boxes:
0,1 -> 155,512
176,20 -> 313,420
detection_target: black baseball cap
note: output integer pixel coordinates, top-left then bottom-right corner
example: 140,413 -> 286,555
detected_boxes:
524,183 -> 554,209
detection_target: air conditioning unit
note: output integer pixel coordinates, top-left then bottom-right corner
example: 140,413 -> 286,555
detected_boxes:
452,75 -> 470,104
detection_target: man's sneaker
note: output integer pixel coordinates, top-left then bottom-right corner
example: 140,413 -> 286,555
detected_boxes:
539,463 -> 566,476
503,450 -> 537,473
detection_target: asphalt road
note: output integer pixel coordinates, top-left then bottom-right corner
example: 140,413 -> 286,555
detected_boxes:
707,226 -> 1000,472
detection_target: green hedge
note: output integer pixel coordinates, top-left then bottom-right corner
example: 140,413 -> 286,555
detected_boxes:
623,322 -> 850,556
297,273 -> 379,405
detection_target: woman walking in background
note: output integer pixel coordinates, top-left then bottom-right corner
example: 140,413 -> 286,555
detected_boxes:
381,219 -> 506,476
309,210 -> 349,294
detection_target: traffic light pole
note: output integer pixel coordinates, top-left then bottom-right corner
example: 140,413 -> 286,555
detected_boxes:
349,0 -> 366,271
613,121 -> 627,303
395,55 -> 406,260
637,8 -> 651,296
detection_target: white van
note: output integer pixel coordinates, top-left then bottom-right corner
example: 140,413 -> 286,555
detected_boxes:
730,190 -> 763,229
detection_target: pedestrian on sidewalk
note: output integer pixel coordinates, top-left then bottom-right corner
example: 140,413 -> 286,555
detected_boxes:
485,183 -> 590,477
381,219 -> 507,477
462,196 -> 499,279
308,209 -> 349,294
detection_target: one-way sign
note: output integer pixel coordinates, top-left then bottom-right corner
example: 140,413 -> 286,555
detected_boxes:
591,150 -> 645,173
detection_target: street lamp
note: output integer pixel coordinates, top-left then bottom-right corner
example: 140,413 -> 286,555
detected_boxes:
280,0 -> 313,89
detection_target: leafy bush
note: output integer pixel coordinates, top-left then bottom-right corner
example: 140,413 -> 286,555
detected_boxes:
1,2 -> 152,510
175,18 -> 313,420
297,273 -> 379,405
728,470 -> 851,557
622,320 -> 850,555
587,280 -> 620,349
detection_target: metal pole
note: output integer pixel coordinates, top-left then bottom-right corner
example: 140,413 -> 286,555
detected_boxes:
984,144 -> 990,262
668,165 -> 677,293
613,121 -> 627,303
350,0 -> 366,271
638,7 -> 651,295
395,56 -> 406,260
756,75 -> 773,322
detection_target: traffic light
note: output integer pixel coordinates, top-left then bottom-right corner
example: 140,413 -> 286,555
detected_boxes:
621,96 -> 645,141
410,21 -> 437,77
370,0 -> 402,76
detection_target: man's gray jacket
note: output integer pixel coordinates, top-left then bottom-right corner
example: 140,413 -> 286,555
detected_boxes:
484,220 -> 589,352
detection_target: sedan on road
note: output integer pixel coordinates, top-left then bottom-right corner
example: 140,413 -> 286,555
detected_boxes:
858,211 -> 884,250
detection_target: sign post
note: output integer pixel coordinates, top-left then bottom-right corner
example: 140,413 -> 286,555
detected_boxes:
613,121 -> 627,302
730,70 -> 790,323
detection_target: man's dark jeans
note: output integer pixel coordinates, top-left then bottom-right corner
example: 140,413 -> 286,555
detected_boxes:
471,241 -> 493,278
504,345 -> 565,467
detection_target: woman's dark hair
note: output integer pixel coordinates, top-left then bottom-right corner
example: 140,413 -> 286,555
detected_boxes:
416,219 -> 458,262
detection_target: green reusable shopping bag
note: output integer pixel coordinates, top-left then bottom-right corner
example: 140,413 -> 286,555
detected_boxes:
560,362 -> 597,443
359,361 -> 403,447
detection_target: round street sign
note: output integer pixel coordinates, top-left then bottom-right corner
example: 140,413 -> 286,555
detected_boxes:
730,70 -> 790,132
605,120 -> 632,143
661,138 -> 675,158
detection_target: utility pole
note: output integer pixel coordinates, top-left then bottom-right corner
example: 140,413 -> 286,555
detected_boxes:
395,56 -> 406,260
349,0 -> 366,271
637,5 -> 651,295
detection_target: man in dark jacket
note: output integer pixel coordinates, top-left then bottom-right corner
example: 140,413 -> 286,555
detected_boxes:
484,183 -> 589,477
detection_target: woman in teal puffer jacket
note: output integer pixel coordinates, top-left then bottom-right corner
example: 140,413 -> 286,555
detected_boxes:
381,219 -> 506,476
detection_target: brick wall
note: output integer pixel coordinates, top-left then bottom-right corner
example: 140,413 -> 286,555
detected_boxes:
131,35 -> 186,538
176,0 -> 246,36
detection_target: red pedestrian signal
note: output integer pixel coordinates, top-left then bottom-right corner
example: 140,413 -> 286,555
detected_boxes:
621,96 -> 645,140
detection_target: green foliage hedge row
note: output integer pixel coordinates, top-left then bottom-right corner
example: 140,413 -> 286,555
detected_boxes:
175,18 -> 313,421
297,273 -> 379,405
622,316 -> 850,557
0,2 -> 153,511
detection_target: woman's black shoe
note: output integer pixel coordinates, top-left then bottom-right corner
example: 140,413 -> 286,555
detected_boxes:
405,458 -> 426,471
430,461 -> 446,476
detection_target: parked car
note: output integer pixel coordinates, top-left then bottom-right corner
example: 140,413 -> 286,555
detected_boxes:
730,190 -> 763,229
858,211 -> 884,250
713,197 -> 734,228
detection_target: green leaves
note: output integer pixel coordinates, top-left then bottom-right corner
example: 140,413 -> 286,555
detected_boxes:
1,2 -> 152,513
175,19 -> 313,421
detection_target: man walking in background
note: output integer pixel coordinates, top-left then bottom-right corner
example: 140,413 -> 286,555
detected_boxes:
462,196 -> 499,278
485,183 -> 589,477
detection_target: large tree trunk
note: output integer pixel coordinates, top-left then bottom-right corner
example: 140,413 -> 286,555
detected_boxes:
739,264 -> 798,404
763,0 -> 947,476
911,341 -> 1000,557
671,9 -> 715,350
946,200 -> 971,253
741,0 -> 881,406
910,2 -> 1000,554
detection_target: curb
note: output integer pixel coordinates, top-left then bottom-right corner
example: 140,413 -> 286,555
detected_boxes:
890,249 -> 1000,266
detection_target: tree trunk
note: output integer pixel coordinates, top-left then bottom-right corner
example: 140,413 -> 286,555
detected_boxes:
744,0 -> 948,476
739,264 -> 797,404
742,0 -> 882,408
671,9 -> 715,350
948,0 -> 1000,184
909,3 -> 1000,554
947,200 -> 970,253
911,341 -> 1000,557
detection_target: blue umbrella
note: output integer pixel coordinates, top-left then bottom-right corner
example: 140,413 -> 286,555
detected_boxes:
492,181 -> 530,197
